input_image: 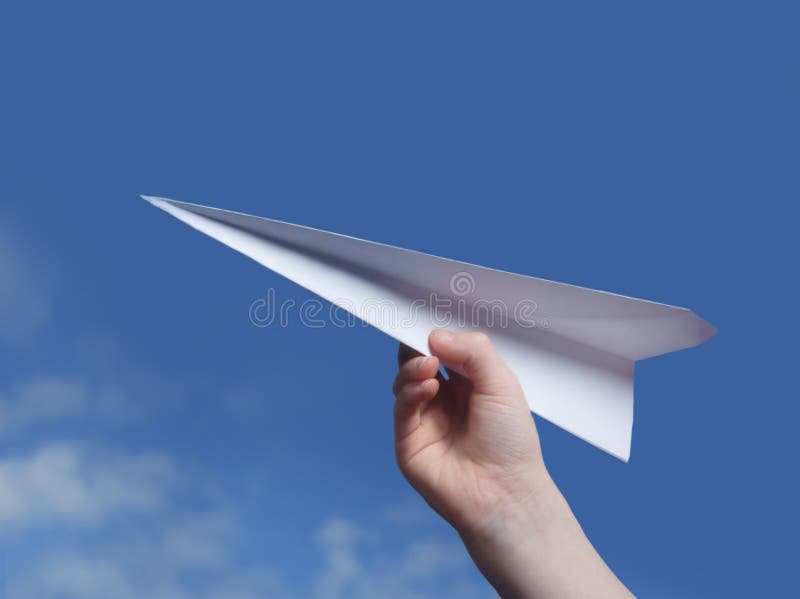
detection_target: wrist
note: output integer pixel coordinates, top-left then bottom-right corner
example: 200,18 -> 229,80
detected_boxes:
457,470 -> 565,552
456,471 -> 634,599
457,474 -> 578,599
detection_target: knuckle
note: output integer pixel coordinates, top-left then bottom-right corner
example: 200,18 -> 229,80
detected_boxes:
468,331 -> 491,347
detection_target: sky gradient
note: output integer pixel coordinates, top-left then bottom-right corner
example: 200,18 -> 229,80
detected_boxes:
1,2 -> 798,597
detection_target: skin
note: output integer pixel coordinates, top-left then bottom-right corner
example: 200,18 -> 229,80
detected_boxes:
393,330 -> 634,599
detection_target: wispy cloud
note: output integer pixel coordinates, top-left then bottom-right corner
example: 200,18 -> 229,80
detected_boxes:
1,439 -> 292,599
312,511 -> 489,599
0,376 -> 129,437
0,231 -> 50,346
314,518 -> 364,599
0,443 -> 175,530
0,378 -> 88,435
33,523 -> 292,599
1,439 -> 492,598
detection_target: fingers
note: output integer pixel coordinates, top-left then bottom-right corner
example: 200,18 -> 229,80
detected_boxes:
428,330 -> 521,396
393,344 -> 441,441
393,351 -> 440,395
393,377 -> 440,441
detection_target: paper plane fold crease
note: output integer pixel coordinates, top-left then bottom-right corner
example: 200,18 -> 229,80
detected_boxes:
144,195 -> 716,461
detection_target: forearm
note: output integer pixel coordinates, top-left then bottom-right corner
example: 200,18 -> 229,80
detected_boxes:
458,475 -> 634,599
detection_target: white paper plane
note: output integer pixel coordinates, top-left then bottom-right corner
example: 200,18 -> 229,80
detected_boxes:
144,195 -> 715,461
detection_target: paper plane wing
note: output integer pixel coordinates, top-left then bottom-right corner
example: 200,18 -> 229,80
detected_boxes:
144,196 -> 715,461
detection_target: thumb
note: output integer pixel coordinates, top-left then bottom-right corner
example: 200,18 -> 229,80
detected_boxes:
428,330 -> 523,398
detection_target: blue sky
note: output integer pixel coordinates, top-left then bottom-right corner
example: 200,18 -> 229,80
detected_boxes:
0,2 -> 797,597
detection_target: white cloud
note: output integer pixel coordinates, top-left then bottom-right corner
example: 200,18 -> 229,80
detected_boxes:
312,514 -> 489,599
0,443 -> 175,530
314,518 -> 365,599
24,530 -> 291,599
0,440 -> 291,599
0,442 -> 492,599
36,550 -> 291,599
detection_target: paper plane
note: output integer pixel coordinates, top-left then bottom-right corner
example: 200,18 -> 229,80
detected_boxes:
144,196 -> 715,461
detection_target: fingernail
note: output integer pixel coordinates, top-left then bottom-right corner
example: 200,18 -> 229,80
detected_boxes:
415,356 -> 428,369
432,330 -> 454,342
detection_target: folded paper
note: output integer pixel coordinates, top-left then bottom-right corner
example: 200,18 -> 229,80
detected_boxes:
144,196 -> 716,461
